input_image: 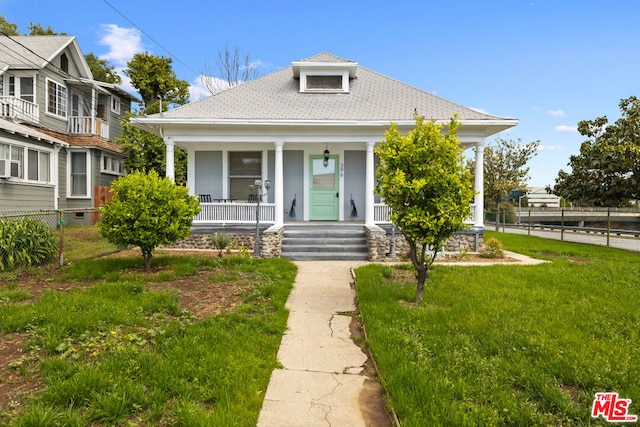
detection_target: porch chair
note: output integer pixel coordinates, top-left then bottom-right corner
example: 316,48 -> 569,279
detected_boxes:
199,194 -> 212,203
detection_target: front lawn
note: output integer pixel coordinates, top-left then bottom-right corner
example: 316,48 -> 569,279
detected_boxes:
0,253 -> 296,426
355,232 -> 640,426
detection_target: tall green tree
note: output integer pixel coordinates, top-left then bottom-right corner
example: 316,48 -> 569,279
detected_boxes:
118,53 -> 190,183
468,137 -> 539,231
124,52 -> 190,110
553,96 -> 640,207
99,171 -> 200,271
0,14 -> 18,35
375,115 -> 474,304
117,113 -> 187,185
85,53 -> 122,84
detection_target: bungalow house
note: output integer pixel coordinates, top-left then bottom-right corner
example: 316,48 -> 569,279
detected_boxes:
0,35 -> 138,221
132,52 -> 517,260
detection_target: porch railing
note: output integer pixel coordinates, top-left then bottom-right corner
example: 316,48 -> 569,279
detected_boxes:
67,116 -> 109,139
193,202 -> 276,224
0,96 -> 39,123
374,203 -> 477,225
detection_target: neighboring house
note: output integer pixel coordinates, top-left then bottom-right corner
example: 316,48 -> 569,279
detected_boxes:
133,52 -> 518,258
0,35 -> 138,217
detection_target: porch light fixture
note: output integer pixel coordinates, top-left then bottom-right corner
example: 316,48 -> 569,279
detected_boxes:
323,145 -> 330,167
249,179 -> 271,257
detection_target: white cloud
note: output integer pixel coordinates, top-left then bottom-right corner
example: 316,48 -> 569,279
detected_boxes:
97,24 -> 143,67
538,145 -> 568,151
555,125 -> 579,133
547,109 -> 566,118
93,24 -> 145,98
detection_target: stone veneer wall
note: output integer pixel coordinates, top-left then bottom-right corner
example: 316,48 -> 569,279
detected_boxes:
366,225 -> 484,262
168,226 -> 284,258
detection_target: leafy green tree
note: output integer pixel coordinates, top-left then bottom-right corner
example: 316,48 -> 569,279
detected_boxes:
468,137 -> 539,231
375,116 -> 474,304
119,53 -> 190,182
27,23 -> 64,35
553,96 -> 640,207
116,113 -> 187,185
85,53 -> 122,84
99,171 -> 200,271
0,14 -> 19,35
124,52 -> 190,110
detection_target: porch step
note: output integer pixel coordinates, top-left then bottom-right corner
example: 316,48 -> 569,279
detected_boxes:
281,225 -> 369,261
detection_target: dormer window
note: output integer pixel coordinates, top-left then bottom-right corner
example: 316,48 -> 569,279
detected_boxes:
292,57 -> 358,94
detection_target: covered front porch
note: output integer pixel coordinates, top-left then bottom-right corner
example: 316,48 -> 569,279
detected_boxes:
193,200 -> 478,227
166,138 -> 486,231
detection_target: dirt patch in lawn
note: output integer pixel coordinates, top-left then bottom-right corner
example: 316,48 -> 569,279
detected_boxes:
0,249 -> 251,411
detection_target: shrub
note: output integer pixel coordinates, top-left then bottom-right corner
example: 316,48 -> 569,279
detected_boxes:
0,218 -> 58,271
480,237 -> 505,258
210,232 -> 231,253
99,171 -> 201,271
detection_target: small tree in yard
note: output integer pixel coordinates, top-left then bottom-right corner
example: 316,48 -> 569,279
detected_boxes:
99,171 -> 200,271
375,116 -> 474,304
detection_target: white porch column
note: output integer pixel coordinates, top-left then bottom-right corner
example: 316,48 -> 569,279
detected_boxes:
274,141 -> 284,228
165,135 -> 175,183
365,140 -> 376,227
474,140 -> 485,228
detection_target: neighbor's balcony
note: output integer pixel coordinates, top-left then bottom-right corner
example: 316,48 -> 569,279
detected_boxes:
374,203 -> 477,225
67,116 -> 109,139
194,201 -> 276,224
0,96 -> 39,123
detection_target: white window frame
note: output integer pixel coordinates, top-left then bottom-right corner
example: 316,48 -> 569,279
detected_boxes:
100,152 -> 124,176
46,77 -> 68,119
0,139 -> 53,184
299,70 -> 350,93
111,95 -> 121,114
67,149 -> 91,198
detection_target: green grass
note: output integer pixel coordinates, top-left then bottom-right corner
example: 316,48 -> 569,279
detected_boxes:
355,232 -> 640,426
57,225 -> 120,262
0,254 -> 296,426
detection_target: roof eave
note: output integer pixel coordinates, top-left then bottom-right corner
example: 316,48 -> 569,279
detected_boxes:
131,117 -> 518,137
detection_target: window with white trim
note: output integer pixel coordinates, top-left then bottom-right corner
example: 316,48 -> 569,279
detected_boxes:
0,142 -> 52,182
101,153 -> 124,175
70,151 -> 89,197
47,78 -> 67,118
111,95 -> 121,113
229,151 -> 261,200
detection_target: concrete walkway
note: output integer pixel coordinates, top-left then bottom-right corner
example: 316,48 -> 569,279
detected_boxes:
257,260 -> 389,427
257,252 -> 544,426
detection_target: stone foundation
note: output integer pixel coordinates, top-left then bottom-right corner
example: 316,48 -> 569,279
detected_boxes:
169,224 -> 483,261
372,225 -> 484,261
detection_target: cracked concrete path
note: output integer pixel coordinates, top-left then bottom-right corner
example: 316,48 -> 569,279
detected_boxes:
257,261 -> 389,427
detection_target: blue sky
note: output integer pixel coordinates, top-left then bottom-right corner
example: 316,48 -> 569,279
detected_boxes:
2,0 -> 638,187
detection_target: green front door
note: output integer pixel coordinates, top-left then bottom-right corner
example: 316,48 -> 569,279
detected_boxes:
309,155 -> 339,220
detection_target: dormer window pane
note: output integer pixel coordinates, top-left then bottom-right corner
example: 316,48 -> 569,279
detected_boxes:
306,75 -> 342,90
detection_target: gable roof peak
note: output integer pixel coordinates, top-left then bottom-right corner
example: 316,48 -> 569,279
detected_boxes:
297,52 -> 356,64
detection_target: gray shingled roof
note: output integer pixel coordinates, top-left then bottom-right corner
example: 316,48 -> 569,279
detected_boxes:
0,35 -> 75,70
158,52 -> 507,122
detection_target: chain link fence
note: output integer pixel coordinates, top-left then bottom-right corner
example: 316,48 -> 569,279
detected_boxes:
0,208 -> 121,271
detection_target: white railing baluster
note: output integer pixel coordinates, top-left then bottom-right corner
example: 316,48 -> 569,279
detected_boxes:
193,202 -> 276,225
